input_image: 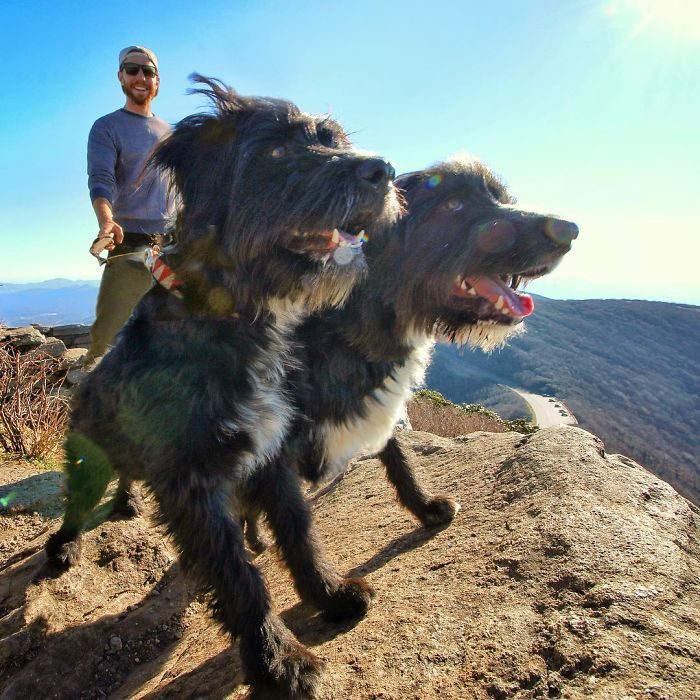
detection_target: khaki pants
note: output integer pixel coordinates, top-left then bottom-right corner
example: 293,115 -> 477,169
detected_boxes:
86,244 -> 154,361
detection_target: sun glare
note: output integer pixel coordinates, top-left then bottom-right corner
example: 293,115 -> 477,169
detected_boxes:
605,0 -> 700,41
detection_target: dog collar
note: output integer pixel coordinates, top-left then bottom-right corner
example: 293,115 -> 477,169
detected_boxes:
152,257 -> 183,298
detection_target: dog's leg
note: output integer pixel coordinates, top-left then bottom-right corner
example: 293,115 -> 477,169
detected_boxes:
46,431 -> 113,568
242,508 -> 269,555
248,461 -> 375,621
379,436 -> 460,527
112,475 -> 146,518
151,471 -> 323,696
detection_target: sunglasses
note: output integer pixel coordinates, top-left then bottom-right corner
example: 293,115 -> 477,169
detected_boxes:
121,62 -> 158,79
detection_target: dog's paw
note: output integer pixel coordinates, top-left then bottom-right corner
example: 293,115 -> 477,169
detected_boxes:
242,620 -> 324,699
322,577 -> 375,622
112,487 -> 146,519
268,641 -> 323,698
417,496 -> 460,528
112,493 -> 146,519
46,532 -> 82,569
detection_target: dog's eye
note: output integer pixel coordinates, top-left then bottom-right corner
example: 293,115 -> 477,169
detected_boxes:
443,198 -> 464,212
271,146 -> 287,158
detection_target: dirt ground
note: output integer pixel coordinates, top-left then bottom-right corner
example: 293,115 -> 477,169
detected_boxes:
2,426 -> 700,699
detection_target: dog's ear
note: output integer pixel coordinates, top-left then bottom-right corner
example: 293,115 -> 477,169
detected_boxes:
188,73 -> 248,116
149,113 -> 237,193
149,75 -> 242,185
149,119 -> 199,181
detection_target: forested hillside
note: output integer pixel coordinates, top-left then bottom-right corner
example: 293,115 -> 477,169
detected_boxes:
427,297 -> 700,504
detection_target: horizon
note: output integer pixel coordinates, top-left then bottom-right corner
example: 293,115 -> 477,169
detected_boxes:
2,277 -> 697,309
1,0 -> 699,307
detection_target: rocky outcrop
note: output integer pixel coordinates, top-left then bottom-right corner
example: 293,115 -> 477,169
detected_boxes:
1,324 -> 90,389
0,323 -> 91,351
1,426 -> 698,698
32,324 -> 92,350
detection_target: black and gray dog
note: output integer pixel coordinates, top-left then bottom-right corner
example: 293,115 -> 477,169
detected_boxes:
239,156 -> 578,609
46,77 -> 398,697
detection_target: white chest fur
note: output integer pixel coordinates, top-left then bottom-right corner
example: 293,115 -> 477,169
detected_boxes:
319,332 -> 434,476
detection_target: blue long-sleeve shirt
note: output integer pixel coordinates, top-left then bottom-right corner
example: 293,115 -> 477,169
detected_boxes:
87,108 -> 175,235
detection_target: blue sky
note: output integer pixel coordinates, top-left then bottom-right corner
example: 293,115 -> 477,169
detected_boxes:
1,0 -> 699,304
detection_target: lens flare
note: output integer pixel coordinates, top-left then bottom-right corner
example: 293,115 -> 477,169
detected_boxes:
0,491 -> 17,508
544,218 -> 579,246
475,220 -> 517,253
333,246 -> 355,265
208,287 -> 234,314
425,174 -> 443,189
606,0 -> 700,41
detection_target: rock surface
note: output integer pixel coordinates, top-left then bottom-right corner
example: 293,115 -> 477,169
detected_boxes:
0,326 -> 47,351
1,323 -> 92,390
1,426 -> 699,699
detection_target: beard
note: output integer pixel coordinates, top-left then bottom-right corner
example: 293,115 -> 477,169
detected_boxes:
121,83 -> 158,103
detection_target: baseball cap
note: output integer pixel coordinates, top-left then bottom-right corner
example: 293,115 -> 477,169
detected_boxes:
118,45 -> 158,69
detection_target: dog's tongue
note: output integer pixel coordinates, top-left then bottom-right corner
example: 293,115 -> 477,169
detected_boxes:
465,275 -> 535,317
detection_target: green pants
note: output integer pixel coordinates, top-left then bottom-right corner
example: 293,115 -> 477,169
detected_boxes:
86,243 -> 154,361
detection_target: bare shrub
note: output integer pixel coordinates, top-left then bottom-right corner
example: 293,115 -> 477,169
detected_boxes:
407,389 -> 537,438
0,343 -> 69,459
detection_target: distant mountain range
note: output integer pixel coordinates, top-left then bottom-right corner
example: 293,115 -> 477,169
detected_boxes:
426,296 -> 700,506
2,281 -> 698,506
0,279 -> 99,326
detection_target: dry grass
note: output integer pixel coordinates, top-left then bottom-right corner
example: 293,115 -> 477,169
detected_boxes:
0,343 -> 69,459
407,389 -> 536,438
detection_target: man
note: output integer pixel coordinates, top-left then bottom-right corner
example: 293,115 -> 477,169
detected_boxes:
84,45 -> 174,365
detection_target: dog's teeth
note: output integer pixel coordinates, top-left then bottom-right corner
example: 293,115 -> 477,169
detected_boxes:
460,279 -> 468,291
494,296 -> 505,310
468,287 -> 478,297
332,229 -> 340,244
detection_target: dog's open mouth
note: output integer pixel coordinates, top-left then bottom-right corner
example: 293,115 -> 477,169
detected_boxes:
287,227 -> 366,264
451,267 -> 550,320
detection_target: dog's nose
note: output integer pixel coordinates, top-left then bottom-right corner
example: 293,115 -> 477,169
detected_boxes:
543,218 -> 579,246
356,158 -> 395,187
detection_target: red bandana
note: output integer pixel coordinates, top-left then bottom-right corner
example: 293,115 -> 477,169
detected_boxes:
152,257 -> 183,298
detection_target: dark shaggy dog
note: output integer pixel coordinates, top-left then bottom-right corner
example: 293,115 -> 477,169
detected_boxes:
46,76 -> 398,697
239,156 -> 578,608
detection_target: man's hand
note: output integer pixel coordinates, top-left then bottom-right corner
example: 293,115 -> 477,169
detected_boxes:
95,219 -> 124,251
89,218 -> 124,259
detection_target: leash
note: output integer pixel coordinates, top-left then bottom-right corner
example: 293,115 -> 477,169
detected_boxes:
89,234 -> 183,299
89,233 -> 166,267
92,250 -> 151,266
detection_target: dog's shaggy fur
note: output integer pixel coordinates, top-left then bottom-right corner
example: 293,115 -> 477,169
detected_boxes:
240,157 -> 578,600
46,76 -> 399,697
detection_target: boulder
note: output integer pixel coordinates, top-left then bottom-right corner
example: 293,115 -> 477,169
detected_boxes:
27,338 -> 67,360
1,426 -> 698,698
0,326 -> 46,351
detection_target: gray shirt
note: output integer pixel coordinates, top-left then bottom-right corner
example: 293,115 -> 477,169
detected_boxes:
88,108 -> 175,235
